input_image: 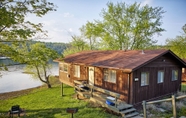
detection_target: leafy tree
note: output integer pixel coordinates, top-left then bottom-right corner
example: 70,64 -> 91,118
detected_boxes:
166,24 -> 186,59
0,0 -> 56,58
0,0 -> 56,77
9,43 -> 58,88
80,22 -> 100,50
82,2 -> 165,50
0,0 -> 56,41
63,35 -> 89,56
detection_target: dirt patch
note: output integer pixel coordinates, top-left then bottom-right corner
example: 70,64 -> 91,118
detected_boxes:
0,86 -> 44,100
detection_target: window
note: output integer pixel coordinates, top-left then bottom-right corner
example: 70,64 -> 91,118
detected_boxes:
172,70 -> 178,81
104,69 -> 116,83
60,63 -> 68,72
74,65 -> 80,78
182,68 -> 185,73
141,72 -> 149,86
157,71 -> 164,83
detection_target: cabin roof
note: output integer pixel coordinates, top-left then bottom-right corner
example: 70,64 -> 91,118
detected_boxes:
63,49 -> 186,73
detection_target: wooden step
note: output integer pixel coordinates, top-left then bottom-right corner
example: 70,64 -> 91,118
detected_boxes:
117,104 -> 133,111
76,91 -> 91,98
120,108 -> 136,114
124,112 -> 139,118
90,96 -> 120,113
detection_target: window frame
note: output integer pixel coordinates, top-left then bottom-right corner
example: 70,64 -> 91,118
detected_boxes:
74,65 -> 80,78
172,69 -> 178,81
59,63 -> 68,73
182,68 -> 185,73
103,69 -> 116,83
157,70 -> 164,83
141,72 -> 149,86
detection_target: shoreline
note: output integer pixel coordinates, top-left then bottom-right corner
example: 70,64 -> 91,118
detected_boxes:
0,85 -> 45,100
0,76 -> 60,100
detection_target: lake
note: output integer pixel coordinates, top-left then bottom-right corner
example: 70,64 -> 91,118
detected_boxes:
0,62 -> 59,93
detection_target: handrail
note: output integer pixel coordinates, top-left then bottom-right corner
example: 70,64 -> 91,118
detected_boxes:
74,80 -> 120,107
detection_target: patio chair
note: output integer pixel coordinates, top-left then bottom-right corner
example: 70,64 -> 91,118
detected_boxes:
9,105 -> 23,117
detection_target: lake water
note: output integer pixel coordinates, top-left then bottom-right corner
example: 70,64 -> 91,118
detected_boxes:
0,62 -> 59,93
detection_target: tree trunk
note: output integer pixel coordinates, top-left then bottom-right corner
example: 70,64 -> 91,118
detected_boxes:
47,83 -> 52,88
46,75 -> 52,88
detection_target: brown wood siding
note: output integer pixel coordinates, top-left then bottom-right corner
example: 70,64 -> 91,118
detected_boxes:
132,54 -> 182,104
59,64 -> 88,86
182,68 -> 186,82
94,67 -> 103,87
59,64 -> 73,86
94,68 -> 129,102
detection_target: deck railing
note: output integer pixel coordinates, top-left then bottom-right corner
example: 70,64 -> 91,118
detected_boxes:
74,80 -> 120,108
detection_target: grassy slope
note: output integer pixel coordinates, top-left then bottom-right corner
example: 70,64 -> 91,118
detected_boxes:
0,84 -> 118,118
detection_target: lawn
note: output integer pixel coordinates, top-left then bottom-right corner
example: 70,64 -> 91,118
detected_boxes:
181,83 -> 186,92
0,84 -> 118,118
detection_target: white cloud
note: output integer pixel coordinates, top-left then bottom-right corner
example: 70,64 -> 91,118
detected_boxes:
141,0 -> 153,6
63,12 -> 74,18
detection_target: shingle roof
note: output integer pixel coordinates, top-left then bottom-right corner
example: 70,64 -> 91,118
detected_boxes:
63,49 -> 186,72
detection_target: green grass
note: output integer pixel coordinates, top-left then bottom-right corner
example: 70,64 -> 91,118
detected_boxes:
0,84 -> 118,118
181,83 -> 186,92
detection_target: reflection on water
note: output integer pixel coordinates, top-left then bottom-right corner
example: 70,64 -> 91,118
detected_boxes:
0,63 -> 59,93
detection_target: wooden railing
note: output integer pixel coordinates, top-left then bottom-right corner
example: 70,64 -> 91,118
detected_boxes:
74,80 -> 120,108
142,94 -> 186,118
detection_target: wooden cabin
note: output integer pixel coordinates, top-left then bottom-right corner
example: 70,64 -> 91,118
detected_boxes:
182,59 -> 186,82
56,49 -> 186,105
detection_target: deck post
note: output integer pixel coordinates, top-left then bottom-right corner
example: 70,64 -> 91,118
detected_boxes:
172,95 -> 177,118
115,97 -> 117,107
61,83 -> 63,97
142,101 -> 147,118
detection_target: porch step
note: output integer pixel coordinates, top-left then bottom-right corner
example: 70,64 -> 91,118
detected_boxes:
124,111 -> 139,118
76,91 -> 91,99
117,104 -> 133,111
90,95 -> 139,118
120,108 -> 136,114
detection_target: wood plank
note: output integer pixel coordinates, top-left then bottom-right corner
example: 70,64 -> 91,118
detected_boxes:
120,108 -> 136,114
124,112 -> 139,118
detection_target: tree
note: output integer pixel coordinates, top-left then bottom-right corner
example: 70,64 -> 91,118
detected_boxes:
0,0 -> 56,77
63,35 -> 89,56
0,0 -> 56,41
166,24 -> 186,59
0,0 -> 56,57
12,43 -> 58,88
82,2 -> 165,50
80,22 -> 100,50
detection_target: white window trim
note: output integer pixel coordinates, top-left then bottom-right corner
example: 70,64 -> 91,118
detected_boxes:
141,72 -> 149,86
59,63 -> 68,73
104,69 -> 116,83
74,65 -> 80,78
157,70 -> 164,83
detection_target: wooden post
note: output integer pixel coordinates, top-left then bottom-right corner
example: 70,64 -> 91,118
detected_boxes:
61,83 -> 63,97
172,95 -> 177,118
91,87 -> 93,97
115,97 -> 117,108
142,101 -> 147,118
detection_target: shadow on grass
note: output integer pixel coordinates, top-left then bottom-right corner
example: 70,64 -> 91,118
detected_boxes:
0,106 -> 117,118
0,107 -> 75,118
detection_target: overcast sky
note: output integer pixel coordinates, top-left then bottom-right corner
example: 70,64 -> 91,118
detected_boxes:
29,0 -> 186,45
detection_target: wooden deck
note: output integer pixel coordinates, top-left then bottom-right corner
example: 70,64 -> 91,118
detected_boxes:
74,80 -> 139,118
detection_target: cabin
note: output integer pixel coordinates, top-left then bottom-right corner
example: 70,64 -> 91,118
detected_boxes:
182,59 -> 186,82
56,49 -> 186,105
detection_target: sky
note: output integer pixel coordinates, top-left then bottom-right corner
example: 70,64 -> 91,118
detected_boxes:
29,0 -> 186,45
